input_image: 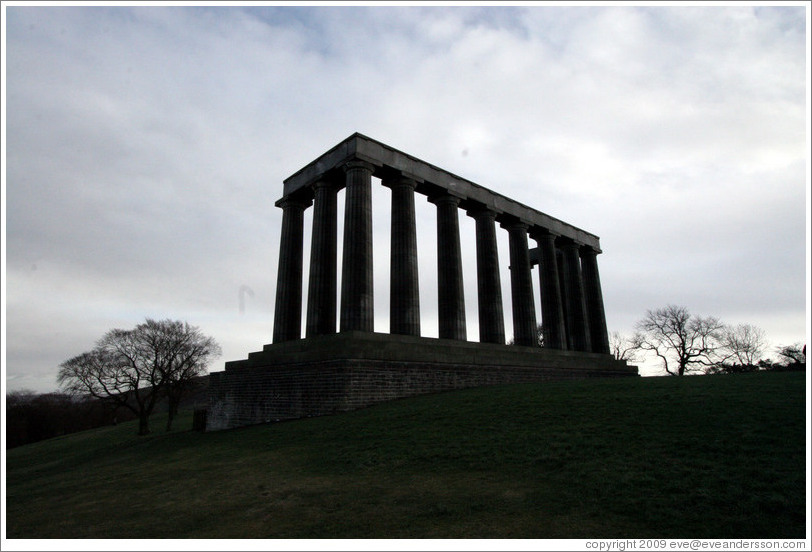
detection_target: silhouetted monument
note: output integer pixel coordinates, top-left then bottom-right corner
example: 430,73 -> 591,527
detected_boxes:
207,133 -> 637,431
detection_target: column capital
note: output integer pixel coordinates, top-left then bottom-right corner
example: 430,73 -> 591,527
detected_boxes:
528,226 -> 560,240
556,236 -> 579,249
312,179 -> 338,192
342,159 -> 376,174
465,205 -> 497,221
499,217 -> 529,232
275,195 -> 312,210
428,192 -> 462,207
579,243 -> 602,256
381,174 -> 418,191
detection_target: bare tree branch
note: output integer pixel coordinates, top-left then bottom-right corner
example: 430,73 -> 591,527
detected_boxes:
610,331 -> 641,363
58,319 -> 220,435
632,305 -> 724,376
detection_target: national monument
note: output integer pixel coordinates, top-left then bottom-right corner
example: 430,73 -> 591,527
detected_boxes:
206,133 -> 637,431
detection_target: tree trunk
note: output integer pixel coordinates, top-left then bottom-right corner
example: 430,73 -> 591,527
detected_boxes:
165,401 -> 177,432
138,414 -> 150,435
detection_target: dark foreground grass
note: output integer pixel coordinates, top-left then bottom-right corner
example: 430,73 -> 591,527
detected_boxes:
5,371 -> 807,539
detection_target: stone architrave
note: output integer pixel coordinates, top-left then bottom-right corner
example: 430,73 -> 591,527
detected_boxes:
384,175 -> 421,336
559,239 -> 591,352
306,179 -> 338,337
504,220 -> 537,347
531,230 -> 567,350
468,207 -> 505,344
430,193 -> 466,341
580,246 -> 610,354
340,160 -> 375,332
272,196 -> 310,343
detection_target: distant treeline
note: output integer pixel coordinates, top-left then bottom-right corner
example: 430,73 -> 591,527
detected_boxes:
6,376 -> 208,449
6,391 -> 136,449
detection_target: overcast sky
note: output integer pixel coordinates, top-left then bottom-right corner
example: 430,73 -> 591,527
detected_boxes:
3,3 -> 809,392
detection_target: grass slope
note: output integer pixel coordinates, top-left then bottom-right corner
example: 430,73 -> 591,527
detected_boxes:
5,372 -> 807,539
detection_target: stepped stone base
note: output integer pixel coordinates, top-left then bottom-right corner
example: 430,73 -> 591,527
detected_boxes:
206,332 -> 638,431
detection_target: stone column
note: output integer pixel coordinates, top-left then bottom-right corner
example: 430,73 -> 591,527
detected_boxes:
504,220 -> 537,347
383,175 -> 421,336
531,229 -> 567,350
559,239 -> 591,352
556,248 -> 571,350
468,208 -> 505,344
580,245 -> 610,354
305,180 -> 338,337
272,196 -> 310,343
429,193 -> 466,340
340,160 -> 375,332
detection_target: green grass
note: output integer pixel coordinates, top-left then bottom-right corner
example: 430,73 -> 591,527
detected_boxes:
5,371 -> 807,538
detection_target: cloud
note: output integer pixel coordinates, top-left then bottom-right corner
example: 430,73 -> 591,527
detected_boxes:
4,5 -> 807,389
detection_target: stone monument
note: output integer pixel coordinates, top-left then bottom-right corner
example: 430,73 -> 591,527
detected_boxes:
206,133 -> 637,431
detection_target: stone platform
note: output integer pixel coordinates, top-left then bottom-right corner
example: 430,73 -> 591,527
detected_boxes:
206,332 -> 638,431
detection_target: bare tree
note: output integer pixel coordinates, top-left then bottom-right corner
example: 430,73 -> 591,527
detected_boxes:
58,319 -> 220,435
58,337 -> 160,435
775,343 -> 806,368
717,323 -> 767,369
150,320 -> 221,431
632,305 -> 725,376
609,331 -> 640,363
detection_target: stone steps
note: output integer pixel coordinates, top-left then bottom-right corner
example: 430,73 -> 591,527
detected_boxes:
225,331 -> 635,374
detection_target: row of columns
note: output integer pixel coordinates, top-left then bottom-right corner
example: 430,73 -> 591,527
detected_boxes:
272,159 -> 610,354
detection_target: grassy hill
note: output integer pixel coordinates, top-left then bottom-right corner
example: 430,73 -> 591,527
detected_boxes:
5,371 -> 807,539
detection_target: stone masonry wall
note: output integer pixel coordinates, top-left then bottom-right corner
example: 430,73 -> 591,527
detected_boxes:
206,358 -> 634,431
